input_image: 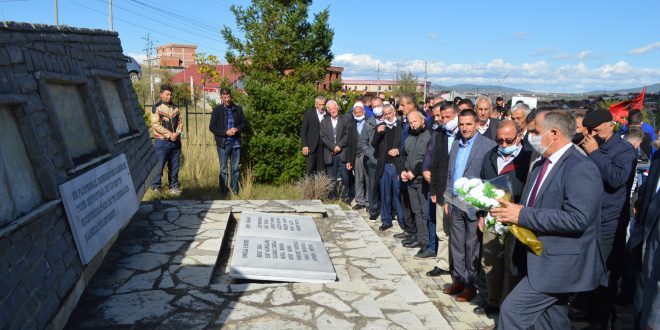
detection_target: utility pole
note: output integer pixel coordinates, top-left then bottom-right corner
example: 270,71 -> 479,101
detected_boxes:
142,33 -> 155,104
54,0 -> 59,28
109,0 -> 113,31
423,61 -> 428,102
377,63 -> 380,92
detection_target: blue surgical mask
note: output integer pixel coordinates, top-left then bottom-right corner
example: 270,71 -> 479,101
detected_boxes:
498,145 -> 519,156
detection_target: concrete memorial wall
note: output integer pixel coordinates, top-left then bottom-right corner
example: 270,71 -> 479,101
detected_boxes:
0,22 -> 157,329
230,212 -> 337,283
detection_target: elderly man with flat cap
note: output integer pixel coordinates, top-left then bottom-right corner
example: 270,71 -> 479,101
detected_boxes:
573,109 -> 637,328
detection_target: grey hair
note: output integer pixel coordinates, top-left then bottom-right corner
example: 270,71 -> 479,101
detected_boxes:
511,103 -> 531,116
382,103 -> 395,113
407,110 -> 426,122
326,100 -> 338,108
315,95 -> 327,103
542,110 -> 576,140
475,96 -> 492,108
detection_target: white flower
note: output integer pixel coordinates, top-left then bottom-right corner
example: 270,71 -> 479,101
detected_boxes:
454,177 -> 469,192
494,222 -> 509,236
494,189 -> 505,199
466,178 -> 482,191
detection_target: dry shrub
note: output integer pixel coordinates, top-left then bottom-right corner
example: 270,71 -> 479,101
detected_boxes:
296,172 -> 332,200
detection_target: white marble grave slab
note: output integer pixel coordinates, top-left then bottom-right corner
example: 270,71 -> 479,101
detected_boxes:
230,212 -> 336,283
230,237 -> 336,283
59,154 -> 138,264
237,212 -> 321,240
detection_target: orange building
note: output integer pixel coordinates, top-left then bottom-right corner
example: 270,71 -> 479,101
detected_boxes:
316,66 -> 344,91
156,44 -> 197,68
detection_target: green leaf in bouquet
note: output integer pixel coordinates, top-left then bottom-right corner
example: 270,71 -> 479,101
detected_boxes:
483,182 -> 498,199
464,196 -> 487,210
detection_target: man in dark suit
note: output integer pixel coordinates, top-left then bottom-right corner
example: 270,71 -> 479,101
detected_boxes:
474,120 -> 532,315
209,88 -> 247,194
475,96 -> 500,141
424,102 -> 459,274
320,100 -> 351,202
300,95 -> 328,176
442,109 -> 497,302
492,110 -> 607,329
359,98 -> 382,220
629,150 -> 660,329
510,103 -> 534,153
372,103 -> 404,231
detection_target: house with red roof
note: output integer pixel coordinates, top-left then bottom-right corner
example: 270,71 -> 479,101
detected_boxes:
170,64 -> 244,93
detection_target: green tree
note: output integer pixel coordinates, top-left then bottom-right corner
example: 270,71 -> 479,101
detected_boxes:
393,70 -> 419,96
222,0 -> 334,184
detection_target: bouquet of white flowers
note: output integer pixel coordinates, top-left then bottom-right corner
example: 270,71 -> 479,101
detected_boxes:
453,176 -> 543,256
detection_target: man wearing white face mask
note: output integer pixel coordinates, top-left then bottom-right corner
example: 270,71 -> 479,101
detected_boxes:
474,120 -> 533,315
361,98 -> 383,220
346,102 -> 377,212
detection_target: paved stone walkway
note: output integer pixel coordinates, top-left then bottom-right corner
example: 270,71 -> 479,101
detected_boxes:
65,199 -> 636,329
66,200 -> 450,329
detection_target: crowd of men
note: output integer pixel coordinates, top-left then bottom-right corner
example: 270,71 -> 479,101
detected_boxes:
300,93 -> 660,329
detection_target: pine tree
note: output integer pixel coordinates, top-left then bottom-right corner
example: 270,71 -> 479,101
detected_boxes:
222,0 -> 334,184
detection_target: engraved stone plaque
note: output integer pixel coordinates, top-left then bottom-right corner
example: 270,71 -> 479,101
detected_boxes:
230,212 -> 336,283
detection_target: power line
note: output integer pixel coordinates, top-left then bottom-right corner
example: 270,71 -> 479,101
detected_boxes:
66,0 -> 225,54
126,0 -> 221,34
93,0 -> 224,43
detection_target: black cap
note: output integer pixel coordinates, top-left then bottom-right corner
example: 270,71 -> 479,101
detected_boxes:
582,109 -> 613,128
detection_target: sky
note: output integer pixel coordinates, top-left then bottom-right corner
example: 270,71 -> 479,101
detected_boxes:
3,0 -> 660,93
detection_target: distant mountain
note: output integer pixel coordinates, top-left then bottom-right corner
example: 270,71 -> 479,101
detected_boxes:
431,84 -> 533,94
585,83 -> 660,95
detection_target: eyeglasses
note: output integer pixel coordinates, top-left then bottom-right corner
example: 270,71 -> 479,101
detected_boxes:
495,138 -> 516,144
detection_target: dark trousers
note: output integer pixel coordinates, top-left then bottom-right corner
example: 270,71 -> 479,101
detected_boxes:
152,139 -> 181,189
407,180 -> 430,247
401,181 -> 416,234
367,165 -> 380,218
449,206 -> 480,286
326,153 -> 351,201
217,144 -> 240,194
379,164 -> 403,227
427,191 -> 437,251
305,148 -> 325,176
499,277 -> 570,330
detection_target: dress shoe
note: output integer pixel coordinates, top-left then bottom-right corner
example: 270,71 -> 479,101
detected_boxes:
403,241 -> 423,248
456,287 -> 477,302
426,266 -> 449,277
474,304 -> 499,314
352,204 -> 366,210
414,249 -> 436,259
378,224 -> 393,231
393,232 -> 410,239
369,214 -> 379,221
442,283 -> 465,295
401,237 -> 417,244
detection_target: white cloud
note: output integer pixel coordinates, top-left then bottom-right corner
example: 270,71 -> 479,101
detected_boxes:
510,32 -> 528,41
427,33 -> 438,40
578,50 -> 593,60
629,41 -> 660,55
333,53 -> 660,93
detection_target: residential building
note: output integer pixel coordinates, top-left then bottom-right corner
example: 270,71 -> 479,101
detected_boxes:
341,79 -> 432,94
156,44 -> 197,68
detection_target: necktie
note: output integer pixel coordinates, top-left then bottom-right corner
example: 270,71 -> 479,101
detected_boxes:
527,158 -> 551,207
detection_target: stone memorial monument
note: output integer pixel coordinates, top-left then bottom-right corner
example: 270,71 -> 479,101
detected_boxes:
0,22 -> 157,329
230,212 -> 337,283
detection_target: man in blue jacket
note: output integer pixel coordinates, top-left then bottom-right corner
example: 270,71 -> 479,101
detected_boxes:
574,109 -> 637,328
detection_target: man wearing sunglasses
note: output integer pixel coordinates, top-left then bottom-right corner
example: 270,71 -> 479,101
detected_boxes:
475,120 -> 533,315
